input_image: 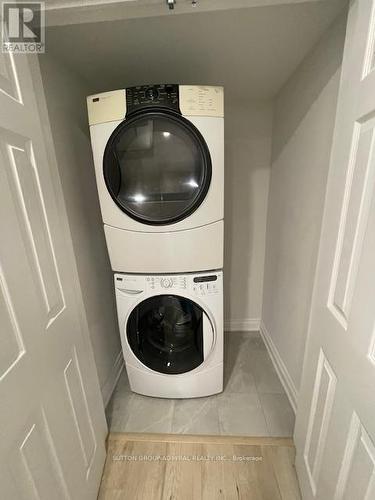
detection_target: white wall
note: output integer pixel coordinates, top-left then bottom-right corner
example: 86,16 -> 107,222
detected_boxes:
224,100 -> 273,330
261,14 -> 347,406
38,54 -> 122,405
36,8 -> 345,401
41,1 -> 344,337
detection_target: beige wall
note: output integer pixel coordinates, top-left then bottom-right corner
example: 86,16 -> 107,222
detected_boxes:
38,54 -> 122,405
224,100 -> 273,330
262,15 -> 347,397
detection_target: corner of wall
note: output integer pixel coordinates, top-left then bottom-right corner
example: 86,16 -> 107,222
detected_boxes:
101,351 -> 124,407
259,321 -> 298,413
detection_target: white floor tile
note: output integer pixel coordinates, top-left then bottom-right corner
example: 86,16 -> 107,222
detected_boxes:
259,393 -> 295,437
106,391 -> 133,432
249,350 -> 285,394
113,369 -> 131,394
172,397 -> 220,434
217,392 -> 268,436
224,362 -> 257,394
123,394 -> 174,433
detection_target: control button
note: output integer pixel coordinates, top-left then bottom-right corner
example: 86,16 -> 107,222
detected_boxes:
146,87 -> 159,100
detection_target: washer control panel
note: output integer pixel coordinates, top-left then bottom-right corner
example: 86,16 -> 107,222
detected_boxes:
146,273 -> 221,297
115,273 -> 222,298
192,274 -> 220,297
146,275 -> 188,291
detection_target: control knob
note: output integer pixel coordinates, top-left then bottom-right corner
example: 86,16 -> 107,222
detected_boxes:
160,278 -> 173,289
146,87 -> 159,100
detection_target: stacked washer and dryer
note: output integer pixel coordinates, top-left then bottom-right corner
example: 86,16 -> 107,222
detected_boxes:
87,84 -> 224,398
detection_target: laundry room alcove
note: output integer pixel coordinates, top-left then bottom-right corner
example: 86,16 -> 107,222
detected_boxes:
36,0 -> 348,438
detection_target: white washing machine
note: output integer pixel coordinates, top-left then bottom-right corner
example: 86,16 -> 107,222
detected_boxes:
88,85 -> 224,273
114,270 -> 223,398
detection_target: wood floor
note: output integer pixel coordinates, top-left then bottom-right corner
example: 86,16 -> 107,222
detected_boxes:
98,433 -> 301,499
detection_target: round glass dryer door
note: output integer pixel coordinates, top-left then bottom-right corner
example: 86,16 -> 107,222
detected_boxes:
126,295 -> 213,374
103,111 -> 212,225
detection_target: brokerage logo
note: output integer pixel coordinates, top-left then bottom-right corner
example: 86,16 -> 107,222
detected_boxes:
2,2 -> 45,53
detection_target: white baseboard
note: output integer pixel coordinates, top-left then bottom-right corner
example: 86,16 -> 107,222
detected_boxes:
224,318 -> 260,332
102,351 -> 124,408
259,321 -> 298,414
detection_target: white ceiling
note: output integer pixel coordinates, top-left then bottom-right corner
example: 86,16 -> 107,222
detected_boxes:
42,0 -> 347,100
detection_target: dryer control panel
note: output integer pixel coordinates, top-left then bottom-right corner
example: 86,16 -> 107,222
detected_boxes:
126,84 -> 179,115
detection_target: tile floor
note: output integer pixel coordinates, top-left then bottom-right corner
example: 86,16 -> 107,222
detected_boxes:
106,331 -> 295,437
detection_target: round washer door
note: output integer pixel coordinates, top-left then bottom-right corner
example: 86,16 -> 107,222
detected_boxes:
126,295 -> 214,375
103,110 -> 212,225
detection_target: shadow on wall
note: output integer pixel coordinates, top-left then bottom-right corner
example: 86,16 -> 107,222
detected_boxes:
224,98 -> 272,328
272,14 -> 347,163
224,121 -> 253,325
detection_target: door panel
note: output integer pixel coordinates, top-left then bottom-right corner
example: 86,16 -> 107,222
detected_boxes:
335,412 -> 375,499
0,48 -> 22,102
303,351 -> 337,497
9,409 -> 71,500
0,34 -> 106,500
294,1 -> 375,499
0,264 -> 25,379
328,119 -> 375,327
3,135 -> 66,325
63,348 -> 97,469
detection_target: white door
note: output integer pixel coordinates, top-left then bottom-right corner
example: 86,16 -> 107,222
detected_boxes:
0,45 -> 107,500
294,1 -> 375,498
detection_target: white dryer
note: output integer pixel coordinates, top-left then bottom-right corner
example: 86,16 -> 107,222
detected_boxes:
88,85 -> 224,273
114,270 -> 223,398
